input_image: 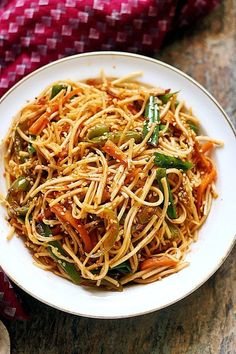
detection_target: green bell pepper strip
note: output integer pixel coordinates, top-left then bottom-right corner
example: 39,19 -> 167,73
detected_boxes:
110,260 -> 132,274
187,120 -> 199,134
14,131 -> 27,163
50,85 -> 67,99
14,205 -> 29,216
90,130 -> 142,145
166,222 -> 180,239
154,152 -> 193,171
143,95 -> 160,146
137,206 -> 158,225
6,176 -> 31,214
156,168 -> 177,219
159,91 -> 179,105
9,176 -> 30,192
160,124 -> 168,131
14,130 -> 36,160
37,222 -> 82,285
99,208 -> 119,252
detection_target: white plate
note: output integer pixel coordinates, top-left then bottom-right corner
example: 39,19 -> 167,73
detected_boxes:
0,52 -> 235,319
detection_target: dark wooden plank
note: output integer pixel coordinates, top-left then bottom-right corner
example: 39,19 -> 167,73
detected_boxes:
6,1 -> 236,353
158,0 -> 236,124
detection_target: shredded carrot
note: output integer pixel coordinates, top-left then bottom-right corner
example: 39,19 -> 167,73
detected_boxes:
125,168 -> 141,185
102,140 -> 128,166
57,146 -> 68,160
37,209 -> 53,221
29,88 -> 82,135
127,103 -> 138,115
140,256 -> 178,270
89,229 -> 98,248
52,225 -> 62,235
51,204 -> 93,253
201,142 -> 214,154
29,100 -> 60,134
101,189 -> 111,203
60,122 -> 70,133
194,142 -> 210,170
196,164 -> 216,212
163,110 -> 174,123
29,113 -> 50,135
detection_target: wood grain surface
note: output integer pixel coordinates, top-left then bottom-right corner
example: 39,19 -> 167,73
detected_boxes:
5,1 -> 236,353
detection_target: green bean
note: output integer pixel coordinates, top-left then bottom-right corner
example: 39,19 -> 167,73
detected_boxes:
90,130 -> 142,145
87,124 -> 109,139
143,96 -> 160,146
154,152 -> 193,171
156,168 -> 177,219
37,223 -> 82,285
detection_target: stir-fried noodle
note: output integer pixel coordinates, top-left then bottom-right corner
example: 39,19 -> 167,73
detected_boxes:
3,72 -> 223,290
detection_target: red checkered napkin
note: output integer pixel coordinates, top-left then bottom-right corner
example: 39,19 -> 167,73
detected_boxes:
0,267 -> 28,320
0,0 -> 219,97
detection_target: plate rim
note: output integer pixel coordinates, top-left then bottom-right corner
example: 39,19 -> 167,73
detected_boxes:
0,51 -> 235,319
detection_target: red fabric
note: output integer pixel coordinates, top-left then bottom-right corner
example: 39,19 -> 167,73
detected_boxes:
0,0 -> 219,97
0,267 -> 28,320
0,0 -> 219,320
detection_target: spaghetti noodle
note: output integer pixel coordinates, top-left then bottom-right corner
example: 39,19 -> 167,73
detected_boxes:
3,72 -> 223,290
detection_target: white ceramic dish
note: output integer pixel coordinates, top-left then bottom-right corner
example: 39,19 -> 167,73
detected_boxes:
0,52 -> 235,319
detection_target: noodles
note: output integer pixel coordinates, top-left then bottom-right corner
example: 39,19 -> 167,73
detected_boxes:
3,73 -> 223,291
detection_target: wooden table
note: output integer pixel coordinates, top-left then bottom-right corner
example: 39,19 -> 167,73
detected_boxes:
6,1 -> 236,353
